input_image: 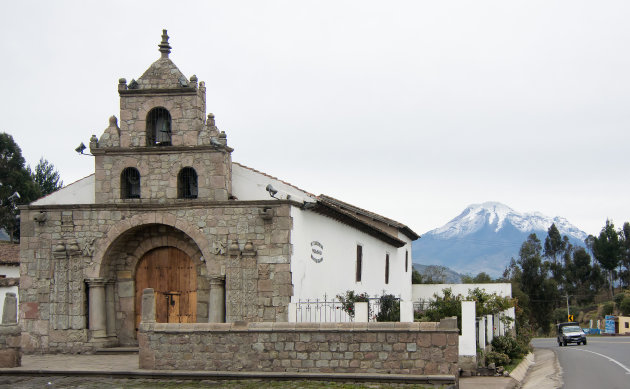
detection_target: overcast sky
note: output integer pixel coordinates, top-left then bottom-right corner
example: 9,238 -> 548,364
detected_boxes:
2,1 -> 629,236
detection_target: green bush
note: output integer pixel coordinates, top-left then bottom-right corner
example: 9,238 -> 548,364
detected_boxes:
491,335 -> 530,360
515,333 -> 533,355
602,301 -> 615,316
552,308 -> 568,323
336,291 -> 370,319
375,294 -> 400,322
613,293 -> 626,307
620,297 -> 630,316
485,351 -> 510,367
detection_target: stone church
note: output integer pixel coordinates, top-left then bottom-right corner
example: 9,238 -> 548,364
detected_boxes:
18,31 -> 419,353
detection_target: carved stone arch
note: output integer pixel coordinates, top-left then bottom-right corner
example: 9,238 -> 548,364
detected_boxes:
127,231 -> 204,277
89,212 -> 211,279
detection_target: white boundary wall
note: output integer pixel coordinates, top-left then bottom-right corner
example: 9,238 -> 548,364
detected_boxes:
413,283 -> 515,355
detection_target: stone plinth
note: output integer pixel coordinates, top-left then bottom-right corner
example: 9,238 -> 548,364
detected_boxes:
0,325 -> 21,367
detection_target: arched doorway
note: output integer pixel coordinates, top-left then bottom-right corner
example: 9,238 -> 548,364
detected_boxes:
135,246 -> 197,328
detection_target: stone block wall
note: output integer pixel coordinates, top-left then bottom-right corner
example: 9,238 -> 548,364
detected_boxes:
117,83 -> 206,148
0,325 -> 21,367
138,322 -> 459,376
19,201 -> 293,353
93,148 -> 231,203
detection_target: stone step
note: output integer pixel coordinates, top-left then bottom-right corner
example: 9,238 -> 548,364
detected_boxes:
94,347 -> 139,355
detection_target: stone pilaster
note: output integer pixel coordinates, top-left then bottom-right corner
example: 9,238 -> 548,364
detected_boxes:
86,278 -> 107,338
209,276 -> 225,323
105,280 -> 116,337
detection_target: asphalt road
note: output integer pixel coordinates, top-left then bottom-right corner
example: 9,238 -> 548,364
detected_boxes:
531,336 -> 630,389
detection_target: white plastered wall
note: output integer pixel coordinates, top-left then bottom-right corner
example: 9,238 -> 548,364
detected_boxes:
31,174 -> 95,205
231,163 -> 314,202
412,283 -> 512,300
290,206 -> 412,302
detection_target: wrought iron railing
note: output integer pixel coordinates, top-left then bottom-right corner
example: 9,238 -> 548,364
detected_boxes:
293,296 -> 352,323
292,294 -> 402,323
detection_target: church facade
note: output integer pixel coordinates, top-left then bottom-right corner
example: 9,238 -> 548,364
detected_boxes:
18,31 -> 418,353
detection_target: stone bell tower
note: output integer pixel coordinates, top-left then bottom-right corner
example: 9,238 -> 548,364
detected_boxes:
90,30 -> 232,203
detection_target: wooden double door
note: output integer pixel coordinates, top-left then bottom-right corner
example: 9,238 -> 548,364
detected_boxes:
135,247 -> 197,328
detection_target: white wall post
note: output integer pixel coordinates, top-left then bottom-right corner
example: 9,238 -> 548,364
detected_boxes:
459,300 -> 476,357
288,303 -> 297,322
493,313 -> 500,336
399,301 -> 414,322
478,316 -> 486,348
486,314 -> 494,345
354,302 -> 368,322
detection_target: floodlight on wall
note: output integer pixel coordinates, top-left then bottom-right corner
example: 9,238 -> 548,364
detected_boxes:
75,142 -> 94,156
266,184 -> 278,198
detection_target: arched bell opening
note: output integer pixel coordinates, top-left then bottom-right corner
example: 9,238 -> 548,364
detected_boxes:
146,107 -> 172,146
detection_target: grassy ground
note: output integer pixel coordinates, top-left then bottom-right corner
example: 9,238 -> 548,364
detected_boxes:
504,358 -> 523,373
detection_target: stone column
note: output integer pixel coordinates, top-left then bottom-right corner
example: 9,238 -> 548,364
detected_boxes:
86,278 -> 107,338
105,280 -> 116,337
208,276 -> 225,323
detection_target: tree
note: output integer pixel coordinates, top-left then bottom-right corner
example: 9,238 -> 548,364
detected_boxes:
0,133 -> 40,241
564,247 -> 604,305
518,233 -> 558,333
544,223 -> 566,265
619,222 -> 630,288
591,220 -> 621,297
412,268 -> 423,284
543,224 -> 568,291
28,157 -> 63,196
411,265 -> 449,284
462,272 -> 493,283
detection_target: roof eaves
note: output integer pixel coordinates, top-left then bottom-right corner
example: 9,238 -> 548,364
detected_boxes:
317,194 -> 419,241
311,201 -> 406,248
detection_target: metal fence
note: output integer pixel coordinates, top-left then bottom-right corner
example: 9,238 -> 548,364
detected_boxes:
292,295 -> 400,323
413,299 -> 431,314
293,296 -> 353,323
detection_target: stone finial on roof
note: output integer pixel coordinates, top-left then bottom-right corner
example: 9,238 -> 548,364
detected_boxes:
159,29 -> 171,58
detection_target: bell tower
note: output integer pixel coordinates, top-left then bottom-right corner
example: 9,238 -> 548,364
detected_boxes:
91,30 -> 232,203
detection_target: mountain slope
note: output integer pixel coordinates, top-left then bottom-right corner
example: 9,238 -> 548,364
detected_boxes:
412,202 -> 588,278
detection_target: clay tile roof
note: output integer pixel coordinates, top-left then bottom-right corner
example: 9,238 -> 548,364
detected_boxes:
0,242 -> 20,265
317,194 -> 420,241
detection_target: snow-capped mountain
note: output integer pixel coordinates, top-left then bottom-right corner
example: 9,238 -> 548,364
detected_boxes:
412,202 -> 588,278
